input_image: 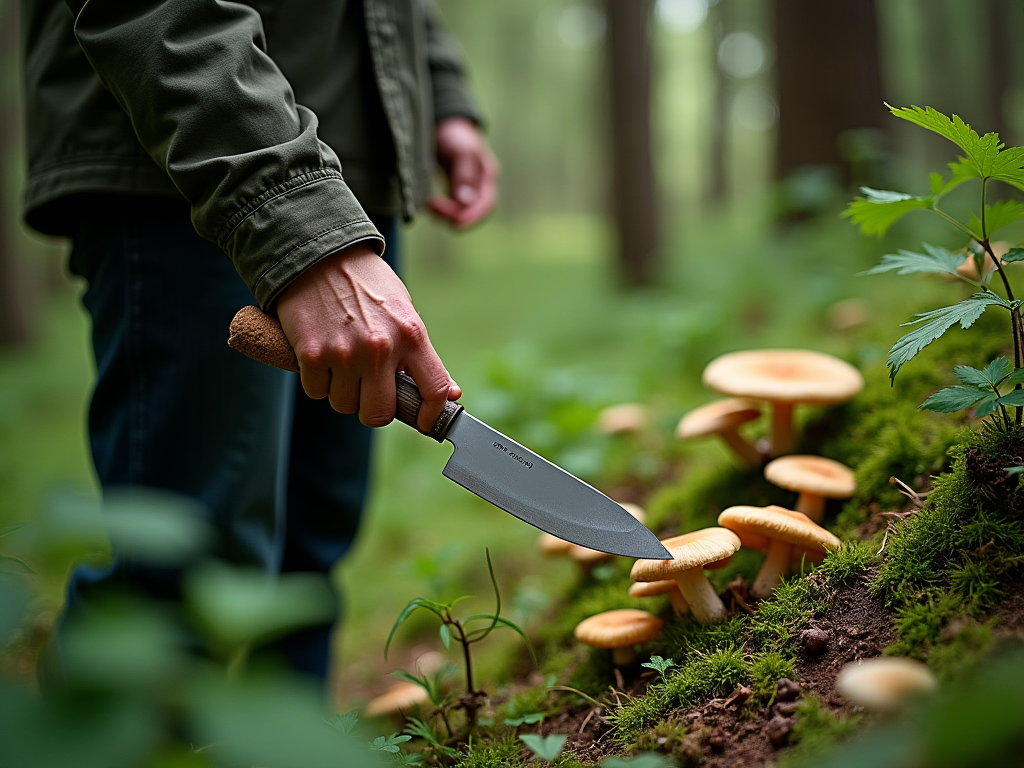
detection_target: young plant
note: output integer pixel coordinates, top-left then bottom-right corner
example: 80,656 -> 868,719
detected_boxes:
845,105 -> 1024,426
385,549 -> 536,728
640,655 -> 676,680
519,733 -> 567,762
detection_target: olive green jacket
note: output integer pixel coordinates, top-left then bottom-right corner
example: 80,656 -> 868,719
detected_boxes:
21,0 -> 481,308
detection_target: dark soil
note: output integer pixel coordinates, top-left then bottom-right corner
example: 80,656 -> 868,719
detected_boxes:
964,444 -> 1024,518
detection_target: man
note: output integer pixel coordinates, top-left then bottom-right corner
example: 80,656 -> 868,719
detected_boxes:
22,0 -> 497,683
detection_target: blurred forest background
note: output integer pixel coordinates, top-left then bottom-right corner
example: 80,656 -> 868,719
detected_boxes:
3,0 -> 1024,707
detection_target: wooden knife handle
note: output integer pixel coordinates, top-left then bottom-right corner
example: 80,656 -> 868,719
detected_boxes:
227,305 -> 462,441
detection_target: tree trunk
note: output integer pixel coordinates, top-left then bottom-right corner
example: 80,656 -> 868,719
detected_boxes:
772,0 -> 887,188
706,0 -> 729,207
605,0 -> 659,288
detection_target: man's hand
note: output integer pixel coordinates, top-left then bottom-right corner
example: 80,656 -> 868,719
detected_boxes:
428,117 -> 499,228
276,243 -> 460,431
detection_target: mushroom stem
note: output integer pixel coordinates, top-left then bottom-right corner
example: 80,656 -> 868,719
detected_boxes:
612,646 -> 637,666
719,429 -> 765,467
751,538 -> 793,599
668,588 -> 690,616
770,402 -> 795,457
673,568 -> 727,624
795,492 -> 826,523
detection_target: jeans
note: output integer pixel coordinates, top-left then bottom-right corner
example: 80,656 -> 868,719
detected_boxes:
63,194 -> 396,683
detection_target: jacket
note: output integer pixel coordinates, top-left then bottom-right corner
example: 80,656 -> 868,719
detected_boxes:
21,0 -> 481,308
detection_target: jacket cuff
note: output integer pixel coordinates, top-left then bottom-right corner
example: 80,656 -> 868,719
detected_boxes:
431,70 -> 484,127
218,168 -> 385,309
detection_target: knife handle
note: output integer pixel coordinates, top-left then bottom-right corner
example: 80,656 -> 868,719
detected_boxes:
227,305 -> 462,441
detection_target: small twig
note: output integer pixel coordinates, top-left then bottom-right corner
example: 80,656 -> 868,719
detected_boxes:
578,707 -> 598,738
889,476 -> 923,507
613,668 -> 626,692
876,525 -> 894,556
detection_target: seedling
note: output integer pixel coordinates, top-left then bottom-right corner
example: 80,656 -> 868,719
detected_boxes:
846,105 -> 1024,427
519,733 -> 567,762
386,549 -> 536,729
640,655 -> 676,680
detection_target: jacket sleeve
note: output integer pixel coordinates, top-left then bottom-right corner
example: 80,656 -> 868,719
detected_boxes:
422,1 -> 484,126
66,0 -> 384,309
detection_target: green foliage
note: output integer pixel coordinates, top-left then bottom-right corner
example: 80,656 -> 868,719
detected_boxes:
519,734 -> 567,762
751,578 -> 818,653
920,357 -> 1024,422
452,737 -> 527,768
813,542 -> 877,590
750,652 -> 796,705
602,755 -> 675,768
640,656 -> 676,679
859,243 -> 967,280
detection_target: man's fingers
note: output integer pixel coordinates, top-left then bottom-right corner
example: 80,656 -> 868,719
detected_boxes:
427,195 -> 462,223
403,355 -> 457,433
327,366 -> 361,415
358,369 -> 397,427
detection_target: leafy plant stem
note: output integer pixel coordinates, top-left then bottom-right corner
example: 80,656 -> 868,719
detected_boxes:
980,237 -> 1024,425
933,205 -> 982,240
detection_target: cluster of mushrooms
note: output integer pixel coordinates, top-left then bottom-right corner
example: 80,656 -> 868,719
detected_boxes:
567,349 -> 863,664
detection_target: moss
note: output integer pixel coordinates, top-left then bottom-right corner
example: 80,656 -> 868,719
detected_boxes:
776,696 -> 863,767
633,717 -> 689,756
453,736 -> 527,768
750,651 -> 796,705
814,541 -> 878,590
751,578 -> 818,653
609,690 -> 671,747
657,615 -> 749,661
501,685 -> 552,721
552,751 -> 588,768
564,647 -> 615,698
885,590 -> 966,659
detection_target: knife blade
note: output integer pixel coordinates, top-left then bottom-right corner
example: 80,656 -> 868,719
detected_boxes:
227,306 -> 671,560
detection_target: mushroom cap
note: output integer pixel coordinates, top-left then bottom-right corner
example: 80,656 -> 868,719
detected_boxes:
764,455 -> 857,499
717,505 -> 841,553
631,528 -> 741,582
628,579 -> 679,598
597,403 -> 648,435
836,657 -> 937,711
574,608 -> 663,648
702,349 -> 864,405
538,532 -> 574,556
364,681 -> 431,718
676,398 -> 762,439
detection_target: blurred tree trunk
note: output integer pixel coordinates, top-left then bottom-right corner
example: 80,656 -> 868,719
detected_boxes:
706,0 -> 729,207
772,0 -> 887,186
987,0 -> 1011,140
605,0 -> 659,288
0,0 -> 34,346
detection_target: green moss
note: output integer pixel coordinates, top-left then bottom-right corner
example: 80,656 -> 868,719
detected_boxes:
886,590 -> 966,659
609,690 -> 671,747
657,615 -> 749,661
453,736 -> 527,768
776,696 -> 863,767
924,617 -> 994,683
750,651 -> 796,705
813,541 -> 877,590
501,685 -> 552,721
564,647 -> 615,698
751,578 -> 818,653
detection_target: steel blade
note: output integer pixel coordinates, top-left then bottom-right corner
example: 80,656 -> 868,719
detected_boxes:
441,412 -> 671,559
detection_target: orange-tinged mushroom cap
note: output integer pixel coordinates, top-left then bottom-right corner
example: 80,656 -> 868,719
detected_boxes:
703,349 -> 863,405
676,398 -> 761,439
631,528 -> 741,582
718,505 -> 841,553
574,609 -> 663,649
764,455 -> 856,499
364,681 -> 430,718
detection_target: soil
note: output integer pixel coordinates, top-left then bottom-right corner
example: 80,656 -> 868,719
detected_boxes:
538,581 -> 897,767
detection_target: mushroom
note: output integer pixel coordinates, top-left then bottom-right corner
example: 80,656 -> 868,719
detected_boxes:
566,503 -> 648,570
717,505 -> 840,599
630,528 -> 741,624
676,398 -> 763,467
627,553 -> 733,617
836,657 -> 937,712
538,532 -> 574,556
596,403 -> 648,435
763,455 -> 856,523
364,681 -> 431,719
628,579 -> 690,616
574,608 -> 663,666
702,350 -> 864,457
954,241 -> 1008,283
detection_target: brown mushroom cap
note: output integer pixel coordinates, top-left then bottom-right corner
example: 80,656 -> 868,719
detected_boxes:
538,532 -> 574,556
836,657 -> 937,711
764,455 -> 856,499
702,349 -> 864,405
631,528 -> 741,582
712,505 -> 839,552
717,505 -> 841,552
676,399 -> 761,439
573,609 -> 663,648
628,579 -> 679,598
597,403 -> 648,435
364,681 -> 431,718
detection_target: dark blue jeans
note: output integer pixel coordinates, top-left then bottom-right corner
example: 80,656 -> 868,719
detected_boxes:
64,194 -> 395,683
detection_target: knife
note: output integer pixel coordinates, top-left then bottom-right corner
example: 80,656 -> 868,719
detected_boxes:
227,306 -> 671,560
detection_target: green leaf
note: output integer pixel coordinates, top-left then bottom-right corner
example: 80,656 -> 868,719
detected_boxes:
326,712 -> 359,736
602,756 -> 675,768
1005,466 -> 1024,475
519,734 -> 567,762
996,390 -> 1024,407
919,386 -> 992,413
464,614 -> 537,665
842,188 -> 933,236
0,554 -> 36,575
1003,247 -> 1024,264
888,292 -> 1011,381
968,200 -> 1024,238
385,598 -> 446,660
954,357 -> 1010,388
974,393 -> 1002,417
888,105 -> 998,174
404,717 -> 442,748
859,243 -> 966,278
934,160 -> 980,197
504,712 -> 545,727
439,623 -> 451,649
1005,367 -> 1024,386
